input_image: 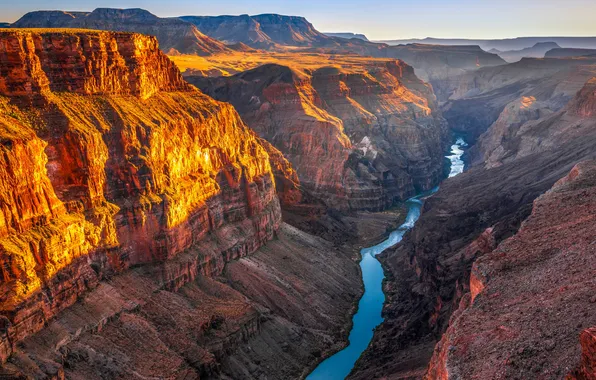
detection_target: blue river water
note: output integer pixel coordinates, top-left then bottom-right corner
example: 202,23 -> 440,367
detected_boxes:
306,138 -> 467,380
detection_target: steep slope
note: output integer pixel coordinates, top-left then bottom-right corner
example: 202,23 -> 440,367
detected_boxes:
425,160 -> 596,379
497,42 -> 560,62
443,56 -> 596,142
350,77 -> 596,379
0,28 -> 281,372
473,78 -> 596,168
188,60 -> 448,211
12,8 -> 231,56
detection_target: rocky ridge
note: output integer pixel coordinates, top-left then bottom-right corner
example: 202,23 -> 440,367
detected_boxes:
11,9 -> 231,56
443,56 -> 596,143
350,75 -> 596,379
188,60 -> 448,211
425,160 -> 596,379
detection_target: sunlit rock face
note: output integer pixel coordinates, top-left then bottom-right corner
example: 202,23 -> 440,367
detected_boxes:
190,60 -> 447,211
0,29 -> 281,362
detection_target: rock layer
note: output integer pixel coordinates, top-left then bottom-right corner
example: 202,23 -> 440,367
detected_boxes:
12,9 -> 231,56
0,29 -> 281,364
190,60 -> 447,211
350,76 -> 596,379
425,161 -> 596,379
443,56 -> 596,143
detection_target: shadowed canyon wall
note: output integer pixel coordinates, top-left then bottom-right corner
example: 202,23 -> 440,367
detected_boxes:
351,75 -> 596,379
189,60 -> 448,211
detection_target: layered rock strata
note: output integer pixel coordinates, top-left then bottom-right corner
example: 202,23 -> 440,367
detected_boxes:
443,56 -> 596,143
425,161 -> 596,379
0,29 -> 281,365
350,77 -> 596,379
190,61 -> 448,211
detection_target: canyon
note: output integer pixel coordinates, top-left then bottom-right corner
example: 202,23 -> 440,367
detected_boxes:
0,28 -> 385,379
1,8 -> 596,380
187,59 -> 448,211
351,56 -> 596,379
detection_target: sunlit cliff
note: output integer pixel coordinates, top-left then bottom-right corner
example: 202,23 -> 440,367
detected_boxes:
0,29 -> 284,362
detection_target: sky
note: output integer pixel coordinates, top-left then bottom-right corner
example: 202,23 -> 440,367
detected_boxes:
1,0 -> 595,40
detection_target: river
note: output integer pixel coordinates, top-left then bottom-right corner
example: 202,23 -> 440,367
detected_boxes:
306,138 -> 467,380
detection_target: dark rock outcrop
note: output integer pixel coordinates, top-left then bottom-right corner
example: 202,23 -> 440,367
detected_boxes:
425,160 -> 596,379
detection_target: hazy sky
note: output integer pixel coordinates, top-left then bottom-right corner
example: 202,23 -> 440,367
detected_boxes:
1,0 -> 595,40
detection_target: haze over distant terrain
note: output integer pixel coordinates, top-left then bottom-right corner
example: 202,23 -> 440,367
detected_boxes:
1,0 -> 596,40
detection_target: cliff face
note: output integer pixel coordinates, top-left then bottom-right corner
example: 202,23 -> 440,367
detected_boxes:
12,9 -> 231,56
473,76 -> 596,168
443,56 -> 596,143
350,77 -> 596,379
425,161 -> 596,379
189,60 -> 448,211
0,29 -> 281,365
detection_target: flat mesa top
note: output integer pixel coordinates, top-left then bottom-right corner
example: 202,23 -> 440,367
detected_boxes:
169,51 -> 406,77
0,28 -> 135,35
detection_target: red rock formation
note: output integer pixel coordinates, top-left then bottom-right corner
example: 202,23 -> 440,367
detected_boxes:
190,60 -> 447,211
568,327 -> 596,380
424,161 -> 596,379
351,81 -> 596,378
0,29 -> 282,364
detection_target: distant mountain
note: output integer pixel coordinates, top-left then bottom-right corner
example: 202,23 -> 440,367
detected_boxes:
324,32 -> 369,41
180,14 -> 335,49
378,37 -> 596,51
545,47 -> 596,58
488,48 -> 501,54
497,42 -> 561,62
0,22 -> 10,28
12,8 -> 231,56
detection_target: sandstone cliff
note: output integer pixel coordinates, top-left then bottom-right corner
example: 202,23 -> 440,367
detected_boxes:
0,29 -> 281,366
189,60 -> 448,211
12,9 -> 231,56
